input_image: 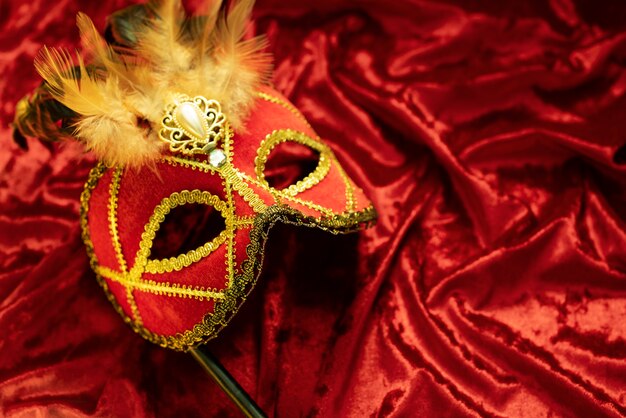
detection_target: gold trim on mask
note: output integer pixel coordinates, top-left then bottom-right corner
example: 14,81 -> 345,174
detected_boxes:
159,95 -> 227,156
142,191 -> 231,274
255,92 -> 314,131
82,162 -> 376,351
255,129 -> 332,197
107,167 -> 144,325
108,168 -> 127,272
97,188 -> 236,299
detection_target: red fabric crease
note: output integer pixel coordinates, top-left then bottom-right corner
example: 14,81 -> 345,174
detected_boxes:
2,0 -> 626,416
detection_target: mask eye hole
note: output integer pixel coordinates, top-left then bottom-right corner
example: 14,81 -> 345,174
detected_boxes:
256,129 -> 332,196
264,141 -> 320,190
150,203 -> 226,260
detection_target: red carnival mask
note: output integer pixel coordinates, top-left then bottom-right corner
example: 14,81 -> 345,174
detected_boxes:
14,0 -> 376,351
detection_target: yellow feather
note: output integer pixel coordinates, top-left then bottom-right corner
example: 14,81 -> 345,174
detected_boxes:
76,12 -> 138,90
72,77 -> 164,168
35,47 -> 162,167
35,47 -> 108,116
204,0 -> 272,125
76,112 -> 163,168
190,0 -> 222,68
137,0 -> 191,72
29,0 -> 273,167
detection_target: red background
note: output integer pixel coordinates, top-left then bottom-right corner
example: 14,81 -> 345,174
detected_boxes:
2,0 -> 626,416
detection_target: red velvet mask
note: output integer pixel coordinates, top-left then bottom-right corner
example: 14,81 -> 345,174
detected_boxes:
13,1 -> 376,351
81,86 -> 375,350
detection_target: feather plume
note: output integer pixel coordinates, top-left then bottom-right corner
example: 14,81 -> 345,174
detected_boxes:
34,47 -> 162,166
208,0 -> 271,125
135,0 -> 193,90
188,0 -> 221,71
26,0 -> 272,167
35,47 -> 115,118
77,13 -> 138,89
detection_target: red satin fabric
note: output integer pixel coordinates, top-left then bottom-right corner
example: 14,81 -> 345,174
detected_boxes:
2,0 -> 626,417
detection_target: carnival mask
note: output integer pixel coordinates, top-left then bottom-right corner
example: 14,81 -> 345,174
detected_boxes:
14,0 -> 376,351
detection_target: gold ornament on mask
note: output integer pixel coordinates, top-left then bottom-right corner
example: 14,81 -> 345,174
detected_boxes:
160,95 -> 228,167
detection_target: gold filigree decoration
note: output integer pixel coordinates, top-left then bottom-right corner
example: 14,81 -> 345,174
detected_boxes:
108,168 -> 127,272
143,191 -> 232,274
159,95 -> 226,155
96,266 -> 225,299
107,168 -> 143,325
98,187 -> 245,304
253,93 -> 359,213
238,170 -> 336,216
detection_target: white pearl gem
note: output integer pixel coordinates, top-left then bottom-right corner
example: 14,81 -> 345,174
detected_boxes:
175,102 -> 207,139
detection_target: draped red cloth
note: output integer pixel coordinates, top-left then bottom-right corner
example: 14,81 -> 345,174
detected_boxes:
2,0 -> 626,416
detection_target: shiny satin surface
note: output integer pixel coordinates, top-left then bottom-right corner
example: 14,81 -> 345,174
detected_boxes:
2,0 -> 626,416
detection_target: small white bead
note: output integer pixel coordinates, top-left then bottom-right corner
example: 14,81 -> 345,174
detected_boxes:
208,148 -> 226,167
